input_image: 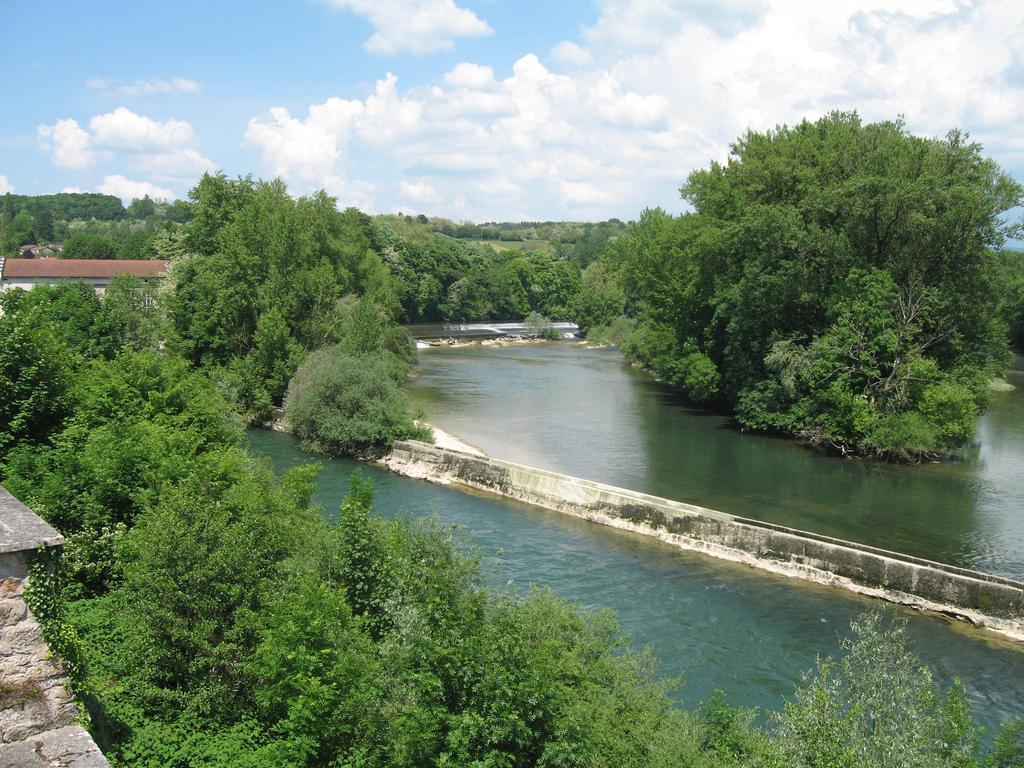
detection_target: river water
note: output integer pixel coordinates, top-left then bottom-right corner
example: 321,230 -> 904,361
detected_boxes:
407,344 -> 1024,580
246,344 -> 1024,733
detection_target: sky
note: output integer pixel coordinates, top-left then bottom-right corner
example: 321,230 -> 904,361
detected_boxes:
1,0 -> 1023,222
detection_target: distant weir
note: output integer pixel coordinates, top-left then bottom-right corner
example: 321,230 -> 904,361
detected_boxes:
404,321 -> 579,340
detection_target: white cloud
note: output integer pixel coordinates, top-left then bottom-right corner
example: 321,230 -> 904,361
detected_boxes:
37,119 -> 95,169
244,73 -> 424,208
0,175 -> 13,194
244,0 -> 1024,220
121,77 -> 201,95
97,175 -> 175,203
38,108 -> 215,192
89,107 -> 195,149
550,41 -> 593,68
86,77 -> 201,95
61,186 -> 85,194
129,148 -> 216,179
400,180 -> 441,204
445,63 -> 494,90
321,0 -> 492,54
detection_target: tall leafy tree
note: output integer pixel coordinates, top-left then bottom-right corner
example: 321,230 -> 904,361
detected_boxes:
596,113 -> 1022,459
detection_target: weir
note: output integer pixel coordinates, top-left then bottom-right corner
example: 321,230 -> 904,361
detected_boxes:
385,440 -> 1024,642
404,321 -> 579,340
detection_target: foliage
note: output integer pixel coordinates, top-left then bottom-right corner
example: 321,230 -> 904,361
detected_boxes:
375,216 -> 583,324
285,346 -> 429,456
994,250 -> 1024,350
588,113 -> 1022,459
169,175 -> 401,416
771,615 -> 973,768
2,351 -> 241,596
576,260 -> 626,334
585,316 -> 636,347
23,549 -> 90,713
0,313 -> 71,453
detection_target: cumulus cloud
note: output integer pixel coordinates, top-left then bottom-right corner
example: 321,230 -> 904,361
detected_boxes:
86,77 -> 201,95
0,175 -> 13,194
550,41 -> 593,68
244,0 -> 1024,220
244,73 -> 424,208
97,175 -> 175,203
400,180 -> 441,204
61,186 -> 85,193
245,57 -> 707,217
37,119 -> 95,169
445,63 -> 495,90
89,107 -> 195,149
38,107 -> 215,192
321,0 -> 492,54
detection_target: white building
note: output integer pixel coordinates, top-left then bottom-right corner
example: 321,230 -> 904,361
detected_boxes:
0,257 -> 168,294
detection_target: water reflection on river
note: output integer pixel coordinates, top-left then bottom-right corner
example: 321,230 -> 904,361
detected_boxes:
407,345 -> 1024,580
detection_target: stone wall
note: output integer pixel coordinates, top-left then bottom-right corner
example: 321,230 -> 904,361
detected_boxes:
0,488 -> 108,767
385,441 -> 1024,642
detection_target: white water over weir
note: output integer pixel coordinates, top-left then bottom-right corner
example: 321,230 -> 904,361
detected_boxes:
404,321 -> 579,340
385,440 -> 1024,643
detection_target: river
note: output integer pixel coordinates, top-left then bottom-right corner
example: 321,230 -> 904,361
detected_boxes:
246,344 -> 1024,733
407,344 -> 1024,580
246,446 -> 1024,735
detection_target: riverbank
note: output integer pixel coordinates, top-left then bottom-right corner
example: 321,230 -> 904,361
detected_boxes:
383,438 -> 1024,644
259,408 -> 484,458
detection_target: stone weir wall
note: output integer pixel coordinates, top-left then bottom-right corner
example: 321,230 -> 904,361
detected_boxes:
0,487 -> 109,767
385,441 -> 1024,642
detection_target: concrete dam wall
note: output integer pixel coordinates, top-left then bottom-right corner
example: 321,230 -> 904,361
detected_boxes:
385,441 -> 1024,642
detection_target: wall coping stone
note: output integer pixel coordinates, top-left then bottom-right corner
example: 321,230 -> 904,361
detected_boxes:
0,489 -> 63,555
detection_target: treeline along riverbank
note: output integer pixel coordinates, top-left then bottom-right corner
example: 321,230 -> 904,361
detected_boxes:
2,113 -> 1024,764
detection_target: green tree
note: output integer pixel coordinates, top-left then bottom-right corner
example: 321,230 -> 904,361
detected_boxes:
127,195 -> 158,220
285,346 -> 429,456
576,260 -> 626,334
773,614 -> 977,768
0,316 -> 70,454
608,113 -> 1021,459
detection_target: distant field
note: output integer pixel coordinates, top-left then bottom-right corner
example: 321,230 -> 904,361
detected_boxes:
471,239 -> 554,255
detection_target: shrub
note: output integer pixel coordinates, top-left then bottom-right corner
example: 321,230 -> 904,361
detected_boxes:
285,346 -> 429,456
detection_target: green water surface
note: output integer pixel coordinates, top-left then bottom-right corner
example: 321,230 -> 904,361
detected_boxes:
407,345 -> 1024,579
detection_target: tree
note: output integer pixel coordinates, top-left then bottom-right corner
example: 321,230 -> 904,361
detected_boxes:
576,260 -> 626,334
8,209 -> 35,246
31,202 -> 55,242
609,113 -> 1022,459
0,316 -> 70,454
285,346 -> 429,456
773,614 -> 977,768
127,195 -> 157,220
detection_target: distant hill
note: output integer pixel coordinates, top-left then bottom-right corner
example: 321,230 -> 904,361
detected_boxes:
2,192 -> 126,222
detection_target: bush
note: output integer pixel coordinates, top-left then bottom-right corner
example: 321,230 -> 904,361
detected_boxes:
678,349 -> 720,403
285,346 -> 430,456
773,613 -> 978,768
917,382 -> 977,445
585,316 -> 635,347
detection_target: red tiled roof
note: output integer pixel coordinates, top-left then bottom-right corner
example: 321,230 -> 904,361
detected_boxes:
2,258 -> 168,279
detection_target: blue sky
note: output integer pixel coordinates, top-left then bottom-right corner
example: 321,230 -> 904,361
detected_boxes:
2,0 -> 1023,222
